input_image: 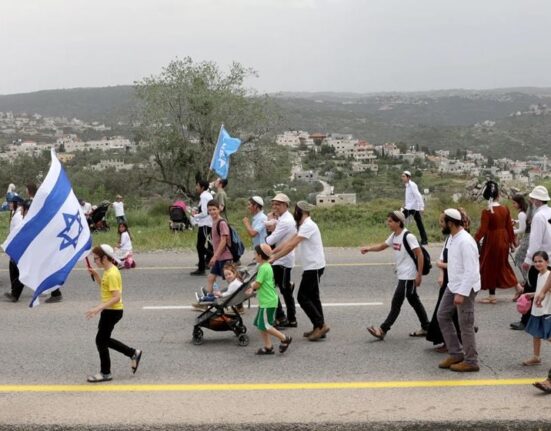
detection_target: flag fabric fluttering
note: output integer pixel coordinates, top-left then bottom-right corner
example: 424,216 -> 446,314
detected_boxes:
209,125 -> 242,179
2,149 -> 92,307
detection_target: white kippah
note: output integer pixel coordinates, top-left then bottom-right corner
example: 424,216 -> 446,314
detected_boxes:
444,208 -> 462,221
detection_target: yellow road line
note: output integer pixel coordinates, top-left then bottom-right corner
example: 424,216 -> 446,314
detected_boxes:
0,378 -> 540,392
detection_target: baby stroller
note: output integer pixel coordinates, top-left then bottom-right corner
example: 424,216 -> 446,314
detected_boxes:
169,205 -> 192,231
192,271 -> 255,346
89,201 -> 110,232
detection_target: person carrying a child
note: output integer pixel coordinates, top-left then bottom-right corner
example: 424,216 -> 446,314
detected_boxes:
521,251 -> 551,367
246,244 -> 292,355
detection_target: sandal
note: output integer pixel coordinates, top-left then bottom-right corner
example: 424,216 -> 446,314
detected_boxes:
255,346 -> 274,355
279,336 -> 293,353
131,350 -> 142,374
409,329 -> 428,337
522,356 -> 541,366
367,326 -> 385,340
533,380 -> 551,394
478,296 -> 497,304
87,372 -> 112,383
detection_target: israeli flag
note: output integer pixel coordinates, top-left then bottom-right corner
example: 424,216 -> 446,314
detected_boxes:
2,149 -> 92,307
209,125 -> 242,179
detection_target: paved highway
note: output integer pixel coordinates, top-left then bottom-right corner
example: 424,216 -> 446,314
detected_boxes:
1,247 -> 550,429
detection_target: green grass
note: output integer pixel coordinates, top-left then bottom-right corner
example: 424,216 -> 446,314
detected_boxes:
0,197 -> 521,252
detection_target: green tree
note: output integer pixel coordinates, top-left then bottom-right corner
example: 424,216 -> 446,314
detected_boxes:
134,57 -> 274,196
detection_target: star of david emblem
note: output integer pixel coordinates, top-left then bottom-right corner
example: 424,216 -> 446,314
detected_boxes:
57,210 -> 84,250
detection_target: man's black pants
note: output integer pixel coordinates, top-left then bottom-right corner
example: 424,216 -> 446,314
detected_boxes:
297,268 -> 325,329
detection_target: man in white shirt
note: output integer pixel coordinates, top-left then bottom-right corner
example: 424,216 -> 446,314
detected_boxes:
190,180 -> 213,276
271,201 -> 329,341
401,171 -> 428,245
265,193 -> 297,328
437,208 -> 481,372
361,210 -> 429,340
511,185 -> 551,330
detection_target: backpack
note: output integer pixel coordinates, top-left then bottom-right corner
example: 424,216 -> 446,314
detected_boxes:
402,231 -> 432,275
216,220 -> 245,263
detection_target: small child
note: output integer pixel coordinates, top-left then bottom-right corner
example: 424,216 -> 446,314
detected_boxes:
246,244 -> 292,355
196,263 -> 243,302
114,222 -> 135,268
522,251 -> 551,366
264,211 -> 278,233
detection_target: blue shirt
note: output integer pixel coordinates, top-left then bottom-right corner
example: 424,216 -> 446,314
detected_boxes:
251,211 -> 267,248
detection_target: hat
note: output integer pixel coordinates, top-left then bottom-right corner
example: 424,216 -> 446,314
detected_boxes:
402,170 -> 412,177
297,200 -> 315,212
116,194 -> 123,199
529,185 -> 550,202
251,196 -> 264,207
272,193 -> 290,204
444,208 -> 462,221
392,210 -> 406,224
100,244 -> 115,259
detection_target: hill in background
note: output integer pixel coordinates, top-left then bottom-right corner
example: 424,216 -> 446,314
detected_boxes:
2,86 -> 551,159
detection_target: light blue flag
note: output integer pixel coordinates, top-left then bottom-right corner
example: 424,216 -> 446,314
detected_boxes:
2,149 -> 92,307
210,126 -> 242,179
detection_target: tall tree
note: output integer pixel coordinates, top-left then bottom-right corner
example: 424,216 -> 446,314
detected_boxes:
134,57 -> 274,196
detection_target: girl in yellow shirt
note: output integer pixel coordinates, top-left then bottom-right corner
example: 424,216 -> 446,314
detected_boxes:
86,244 -> 142,383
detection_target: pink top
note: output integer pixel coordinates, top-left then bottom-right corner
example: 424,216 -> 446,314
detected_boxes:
212,219 -> 233,261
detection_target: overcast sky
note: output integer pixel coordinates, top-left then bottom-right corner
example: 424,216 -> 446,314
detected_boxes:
1,0 -> 550,95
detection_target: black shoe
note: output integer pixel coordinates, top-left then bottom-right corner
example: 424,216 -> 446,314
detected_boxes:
45,295 -> 63,303
275,318 -> 289,330
3,292 -> 18,302
282,320 -> 298,328
510,321 -> 525,330
190,269 -> 206,276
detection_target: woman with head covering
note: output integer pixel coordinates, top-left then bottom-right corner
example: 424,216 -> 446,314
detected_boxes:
474,181 -> 518,303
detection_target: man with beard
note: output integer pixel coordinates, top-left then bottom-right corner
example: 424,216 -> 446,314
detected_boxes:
437,208 -> 481,372
270,201 -> 329,341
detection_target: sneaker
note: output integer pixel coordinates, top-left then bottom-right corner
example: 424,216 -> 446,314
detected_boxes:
45,295 -> 63,304
87,372 -> 112,383
3,292 -> 18,303
438,355 -> 464,369
190,270 -> 205,276
449,361 -> 480,372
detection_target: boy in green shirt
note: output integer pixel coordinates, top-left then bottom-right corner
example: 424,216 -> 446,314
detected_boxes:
247,244 -> 292,355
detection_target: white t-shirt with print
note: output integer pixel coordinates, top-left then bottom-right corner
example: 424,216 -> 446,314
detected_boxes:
297,217 -> 326,271
385,229 -> 419,280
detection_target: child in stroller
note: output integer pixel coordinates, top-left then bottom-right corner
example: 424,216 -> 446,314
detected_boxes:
195,263 -> 243,302
89,201 -> 110,232
191,265 -> 253,346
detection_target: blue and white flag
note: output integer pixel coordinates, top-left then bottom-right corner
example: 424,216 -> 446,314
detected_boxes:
2,149 -> 92,307
209,125 -> 242,179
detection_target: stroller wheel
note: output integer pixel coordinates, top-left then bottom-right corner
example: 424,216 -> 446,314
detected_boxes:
237,334 -> 249,347
192,328 -> 204,345
238,325 -> 247,334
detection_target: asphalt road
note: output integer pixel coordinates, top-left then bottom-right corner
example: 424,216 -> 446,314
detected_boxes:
1,246 -> 551,429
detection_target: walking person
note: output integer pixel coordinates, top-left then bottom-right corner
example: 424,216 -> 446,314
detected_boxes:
520,251 -> 551,366
190,180 -> 213,276
265,193 -> 297,328
474,181 -> 517,304
437,208 -> 481,372
512,185 -> 551,331
362,210 -> 429,340
401,170 -> 428,245
3,197 -> 29,303
242,196 -> 267,249
511,194 -> 530,300
270,201 -> 330,341
246,244 -> 292,355
86,244 -> 142,383
532,261 -> 551,393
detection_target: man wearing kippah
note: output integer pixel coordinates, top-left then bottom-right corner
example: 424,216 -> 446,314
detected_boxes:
401,171 -> 428,245
437,208 -> 481,372
270,201 -> 329,341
